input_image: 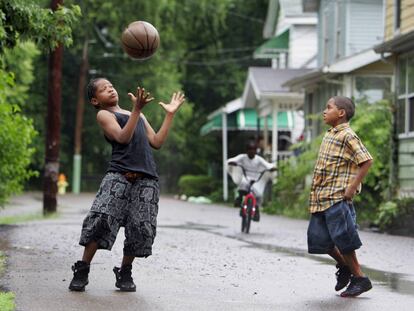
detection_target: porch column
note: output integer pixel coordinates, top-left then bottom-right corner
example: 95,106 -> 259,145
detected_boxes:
343,75 -> 353,97
264,115 -> 269,155
222,111 -> 228,201
272,104 -> 278,163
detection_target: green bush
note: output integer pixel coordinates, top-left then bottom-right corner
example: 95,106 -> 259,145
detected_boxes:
178,175 -> 217,197
0,69 -> 37,207
264,136 -> 322,218
375,197 -> 414,231
375,201 -> 398,230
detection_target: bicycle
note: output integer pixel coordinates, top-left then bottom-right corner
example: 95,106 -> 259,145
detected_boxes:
228,163 -> 275,234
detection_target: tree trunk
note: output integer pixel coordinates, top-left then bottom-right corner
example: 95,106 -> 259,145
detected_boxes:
72,39 -> 89,194
43,0 -> 64,214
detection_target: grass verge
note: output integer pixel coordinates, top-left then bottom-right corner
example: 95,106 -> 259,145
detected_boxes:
0,211 -> 58,311
0,212 -> 58,225
0,252 -> 15,311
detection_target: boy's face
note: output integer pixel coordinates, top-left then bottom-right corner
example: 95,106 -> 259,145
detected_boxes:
91,79 -> 118,108
323,98 -> 345,127
247,145 -> 256,159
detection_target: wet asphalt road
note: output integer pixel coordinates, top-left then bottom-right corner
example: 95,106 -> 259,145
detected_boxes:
0,193 -> 414,311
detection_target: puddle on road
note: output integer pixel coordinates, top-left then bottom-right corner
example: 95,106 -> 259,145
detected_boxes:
160,222 -> 414,297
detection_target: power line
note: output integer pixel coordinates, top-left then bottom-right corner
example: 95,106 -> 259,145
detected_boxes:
185,0 -> 265,24
173,55 -> 254,66
188,46 -> 257,55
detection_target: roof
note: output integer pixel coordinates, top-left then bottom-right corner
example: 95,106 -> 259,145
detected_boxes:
283,49 -> 390,90
374,30 -> 414,54
200,108 -> 292,136
282,69 -> 324,90
206,98 -> 243,121
247,67 -> 310,94
322,49 -> 385,73
241,67 -> 310,109
254,30 -> 289,59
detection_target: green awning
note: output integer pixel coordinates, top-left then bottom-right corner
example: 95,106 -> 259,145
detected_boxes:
200,108 -> 292,136
253,29 -> 289,59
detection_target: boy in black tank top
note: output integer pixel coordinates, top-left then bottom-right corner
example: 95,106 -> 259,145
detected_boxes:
69,78 -> 185,292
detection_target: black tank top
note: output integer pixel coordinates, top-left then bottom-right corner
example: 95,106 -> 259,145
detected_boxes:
106,112 -> 158,179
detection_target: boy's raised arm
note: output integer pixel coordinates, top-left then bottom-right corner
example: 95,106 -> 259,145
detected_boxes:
144,91 -> 185,149
97,87 -> 153,144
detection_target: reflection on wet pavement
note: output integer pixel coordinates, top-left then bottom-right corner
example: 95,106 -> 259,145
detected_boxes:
160,222 -> 414,297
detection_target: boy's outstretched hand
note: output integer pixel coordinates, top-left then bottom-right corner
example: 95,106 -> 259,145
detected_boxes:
128,87 -> 154,112
159,92 -> 185,115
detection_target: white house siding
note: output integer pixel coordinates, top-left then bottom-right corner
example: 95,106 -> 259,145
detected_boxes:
317,0 -> 336,66
318,0 -> 384,66
347,0 -> 384,56
276,0 -> 305,34
289,24 -> 317,68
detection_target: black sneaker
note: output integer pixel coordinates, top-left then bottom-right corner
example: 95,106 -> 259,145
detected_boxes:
113,265 -> 136,292
340,276 -> 372,297
69,261 -> 90,291
253,206 -> 260,222
335,264 -> 352,291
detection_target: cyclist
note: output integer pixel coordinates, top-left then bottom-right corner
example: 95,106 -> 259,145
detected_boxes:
227,141 -> 276,221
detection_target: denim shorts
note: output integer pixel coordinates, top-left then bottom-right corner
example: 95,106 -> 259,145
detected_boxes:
79,172 -> 159,258
307,200 -> 362,254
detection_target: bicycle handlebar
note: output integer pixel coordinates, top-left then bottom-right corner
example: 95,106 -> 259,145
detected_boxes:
228,163 -> 274,184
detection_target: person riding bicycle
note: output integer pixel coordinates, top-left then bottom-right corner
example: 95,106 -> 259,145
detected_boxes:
227,141 -> 276,221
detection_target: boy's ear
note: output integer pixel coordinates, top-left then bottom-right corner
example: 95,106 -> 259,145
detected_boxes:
338,108 -> 346,119
91,98 -> 99,108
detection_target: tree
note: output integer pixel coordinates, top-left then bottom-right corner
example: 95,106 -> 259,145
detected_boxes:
0,0 -> 80,206
24,0 -> 269,193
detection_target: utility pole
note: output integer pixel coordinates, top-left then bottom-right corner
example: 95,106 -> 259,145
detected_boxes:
72,39 -> 89,194
43,0 -> 64,214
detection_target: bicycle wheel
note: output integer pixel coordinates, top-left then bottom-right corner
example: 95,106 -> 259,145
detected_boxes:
241,214 -> 247,232
245,203 -> 253,234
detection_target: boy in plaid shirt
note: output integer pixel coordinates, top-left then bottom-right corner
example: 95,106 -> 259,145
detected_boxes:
307,96 -> 373,297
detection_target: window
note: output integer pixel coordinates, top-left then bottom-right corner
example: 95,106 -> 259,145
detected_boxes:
395,0 -> 401,32
335,1 -> 342,60
410,97 -> 414,132
397,99 -> 406,134
408,58 -> 414,94
398,58 -> 406,94
322,7 -> 330,65
398,55 -> 414,135
307,93 -> 314,128
355,76 -> 391,103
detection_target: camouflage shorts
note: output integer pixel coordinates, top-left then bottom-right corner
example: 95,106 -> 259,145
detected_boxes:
79,172 -> 159,257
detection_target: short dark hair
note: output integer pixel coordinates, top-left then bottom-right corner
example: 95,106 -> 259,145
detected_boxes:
332,96 -> 355,121
86,77 -> 107,103
246,140 -> 257,150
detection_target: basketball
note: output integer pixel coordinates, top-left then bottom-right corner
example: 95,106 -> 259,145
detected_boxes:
121,21 -> 160,60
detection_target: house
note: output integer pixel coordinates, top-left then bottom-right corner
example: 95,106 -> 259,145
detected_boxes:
200,0 -> 318,200
284,0 -> 393,141
254,0 -> 318,69
374,0 -> 414,197
242,0 -> 317,161
200,0 -> 317,201
241,67 -> 310,161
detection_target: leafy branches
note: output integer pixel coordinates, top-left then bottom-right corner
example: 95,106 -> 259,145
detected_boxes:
0,0 -> 80,52
0,0 -> 80,205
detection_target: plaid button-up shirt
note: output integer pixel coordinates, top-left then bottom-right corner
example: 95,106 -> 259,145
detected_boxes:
309,123 -> 372,213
